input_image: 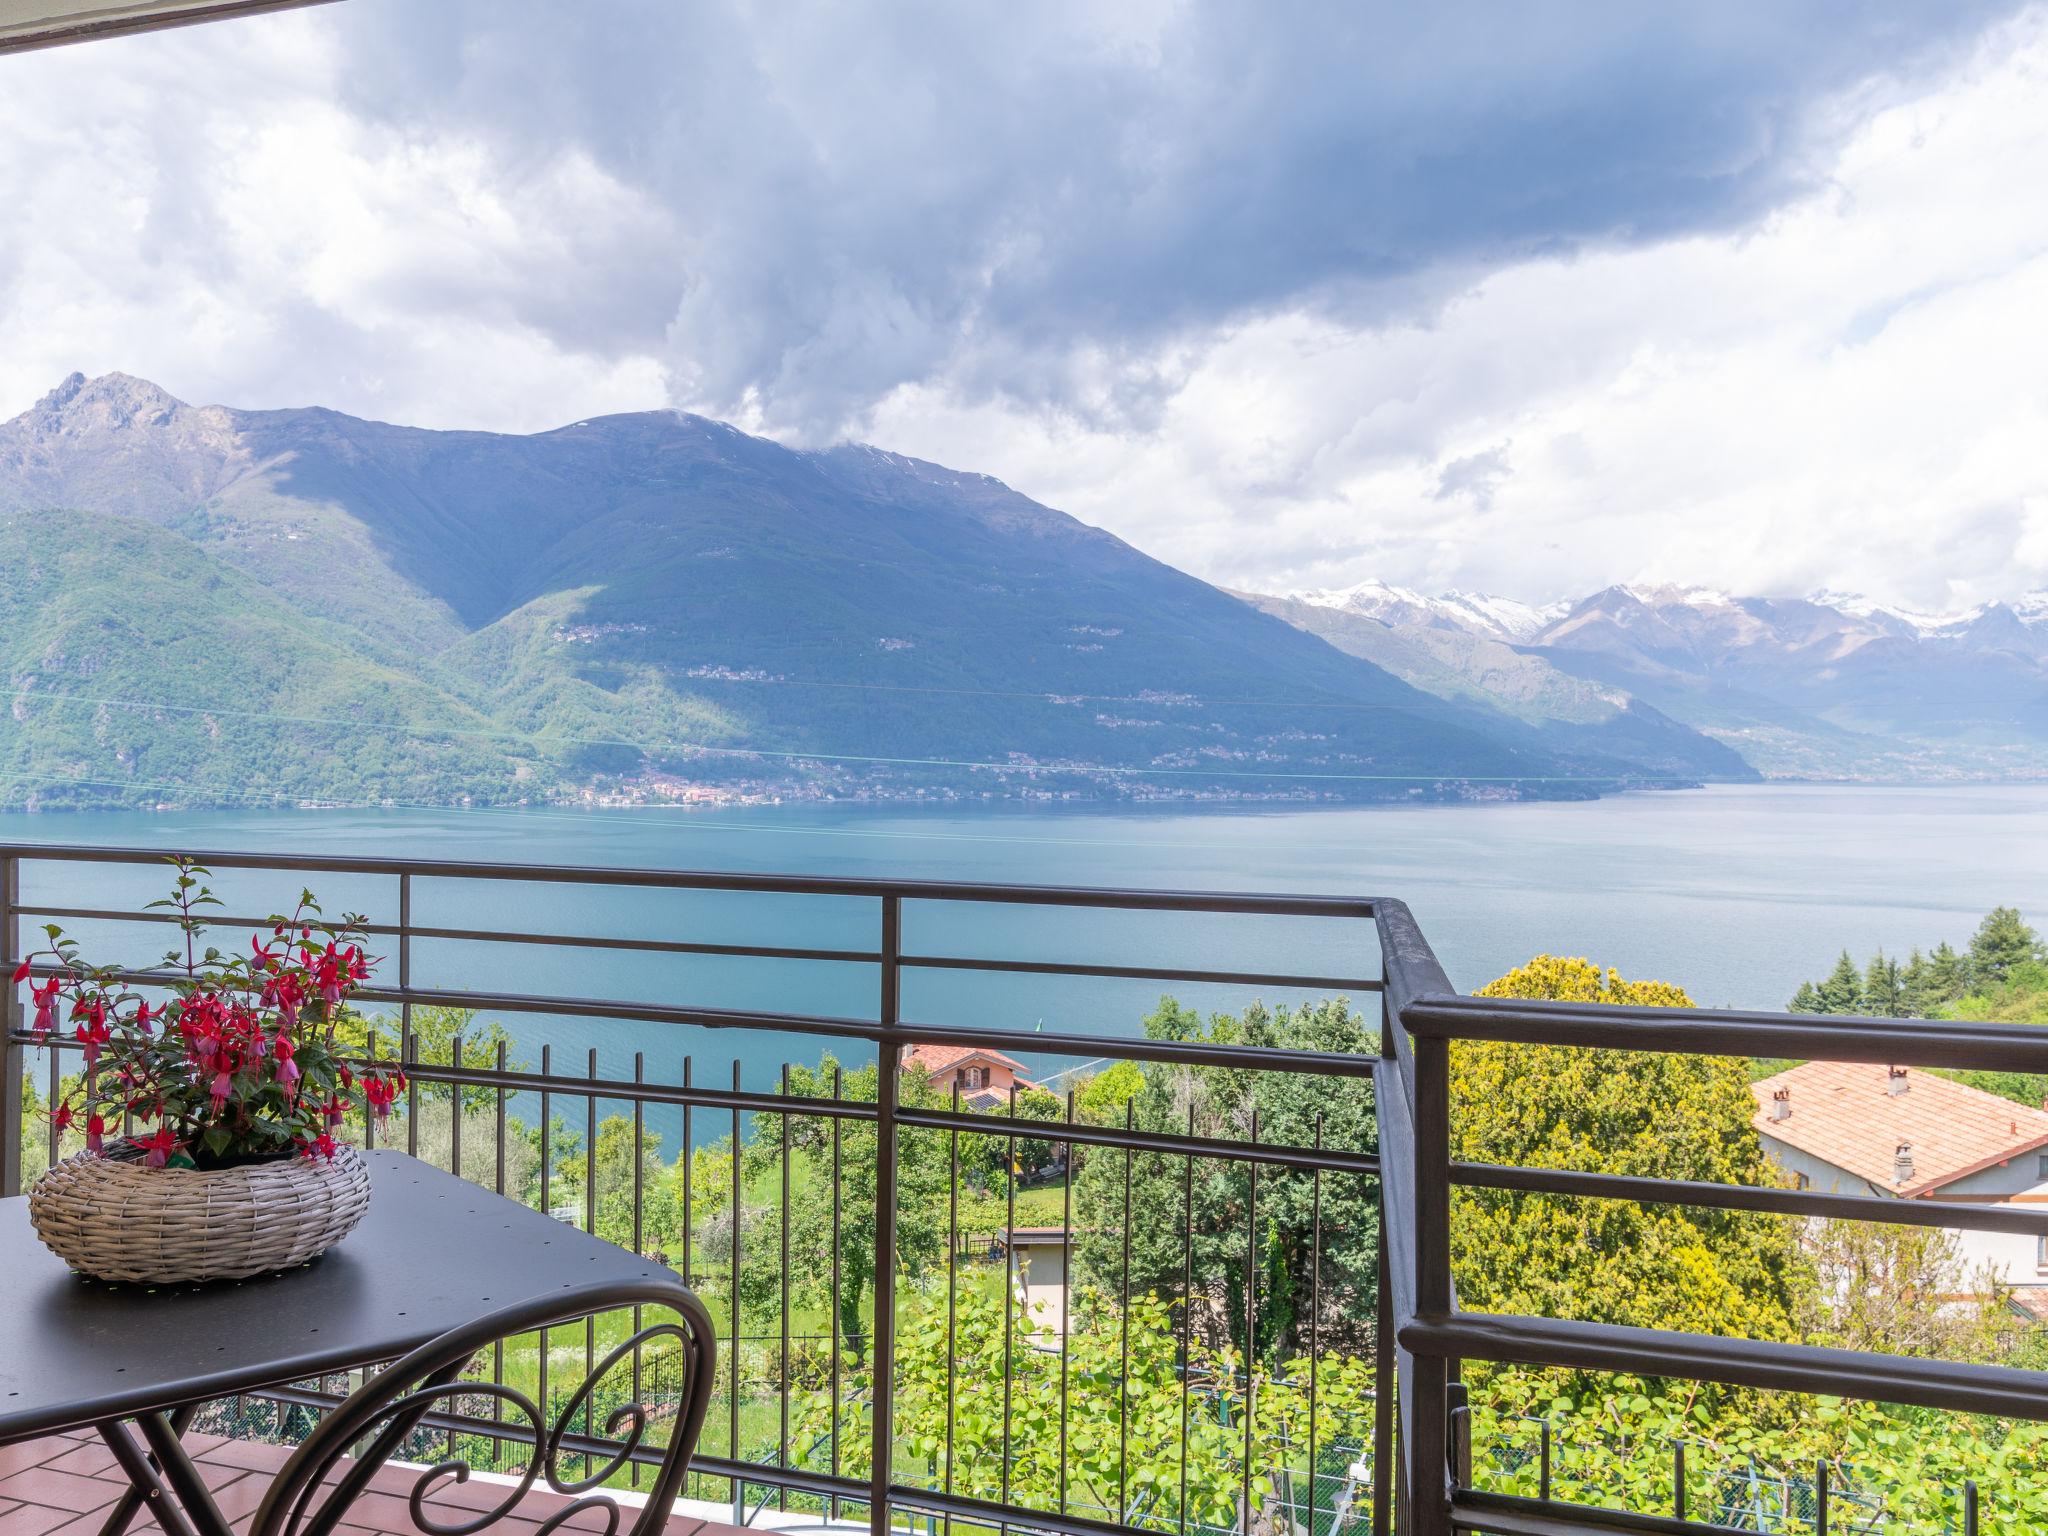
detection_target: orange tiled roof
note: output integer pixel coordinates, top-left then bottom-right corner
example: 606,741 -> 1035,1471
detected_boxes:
1751,1061 -> 2048,1196
904,1041 -> 1028,1076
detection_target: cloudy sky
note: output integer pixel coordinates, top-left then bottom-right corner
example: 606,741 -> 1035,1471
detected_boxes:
3,0 -> 2046,611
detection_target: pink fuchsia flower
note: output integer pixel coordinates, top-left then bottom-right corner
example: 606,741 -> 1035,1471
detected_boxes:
133,1126 -> 177,1168
209,1070 -> 233,1108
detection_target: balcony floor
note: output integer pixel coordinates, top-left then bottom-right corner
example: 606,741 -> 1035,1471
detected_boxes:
0,1430 -> 760,1536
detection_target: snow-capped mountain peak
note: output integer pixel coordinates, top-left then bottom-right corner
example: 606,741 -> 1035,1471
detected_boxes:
1287,579 -> 1565,642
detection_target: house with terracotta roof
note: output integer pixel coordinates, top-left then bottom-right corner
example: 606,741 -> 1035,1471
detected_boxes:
904,1041 -> 1035,1109
1752,1061 -> 2048,1305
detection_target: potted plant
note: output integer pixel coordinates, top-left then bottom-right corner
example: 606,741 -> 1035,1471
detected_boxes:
20,858 -> 405,1284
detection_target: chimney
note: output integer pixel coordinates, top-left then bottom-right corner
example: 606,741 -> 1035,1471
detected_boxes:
1887,1066 -> 1909,1096
1895,1143 -> 1915,1184
1769,1087 -> 1791,1122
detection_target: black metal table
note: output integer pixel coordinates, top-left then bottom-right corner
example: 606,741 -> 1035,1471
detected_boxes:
0,1149 -> 681,1536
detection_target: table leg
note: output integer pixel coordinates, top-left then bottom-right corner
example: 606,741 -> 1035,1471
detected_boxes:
94,1406 -> 202,1536
135,1411 -> 235,1536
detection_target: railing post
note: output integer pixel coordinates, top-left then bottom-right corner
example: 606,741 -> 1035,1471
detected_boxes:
869,895 -> 903,1536
0,854 -> 21,1198
1411,1030 -> 1453,1536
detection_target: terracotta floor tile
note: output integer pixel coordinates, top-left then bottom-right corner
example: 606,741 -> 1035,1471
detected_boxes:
0,1506 -> 75,1536
0,1469 -> 119,1515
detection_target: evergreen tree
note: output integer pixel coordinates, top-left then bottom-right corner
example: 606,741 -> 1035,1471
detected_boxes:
1816,950 -> 1864,1015
1925,942 -> 1972,1005
1969,907 -> 2043,988
1899,948 -> 1935,1018
1863,951 -> 1905,1017
1788,980 -> 1822,1014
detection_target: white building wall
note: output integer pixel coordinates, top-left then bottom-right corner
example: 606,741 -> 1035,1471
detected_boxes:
1758,1130 -> 2048,1289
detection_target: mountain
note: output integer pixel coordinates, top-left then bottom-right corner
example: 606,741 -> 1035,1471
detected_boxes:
0,372 -> 1616,810
1240,591 -> 1758,782
1293,579 -> 1569,642
1252,577 -> 2048,781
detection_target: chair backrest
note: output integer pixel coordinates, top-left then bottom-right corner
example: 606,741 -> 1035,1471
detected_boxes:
249,1277 -> 717,1536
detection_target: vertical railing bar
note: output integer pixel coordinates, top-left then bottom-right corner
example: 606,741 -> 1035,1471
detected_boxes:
47,1025 -> 59,1168
831,1061 -> 843,1501
493,1038 -> 507,1428
1411,1032 -> 1452,1536
1058,1087 -> 1075,1519
1964,1478 -> 1979,1536
1372,1182 -> 1392,1536
1308,1113 -> 1323,1536
780,1060 -> 792,1509
450,1033 -> 464,1179
539,1041 -> 552,1436
1241,1109 -> 1258,1536
1001,1080 -> 1018,1511
583,1047 -> 599,1478
1537,1420 -> 1550,1504
870,894 -> 903,1536
1816,1460 -> 1829,1536
1119,1096 -> 1135,1525
1179,1099 -> 1195,1536
399,872 -> 416,1157
945,1081 -> 961,1499
0,853 -> 20,1199
632,1049 -> 645,1492
731,1057 -> 743,1474
682,1057 -> 697,1498
1673,1439 -> 1686,1522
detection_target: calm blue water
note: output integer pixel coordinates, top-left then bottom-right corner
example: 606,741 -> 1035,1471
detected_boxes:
6,784 -> 2044,1144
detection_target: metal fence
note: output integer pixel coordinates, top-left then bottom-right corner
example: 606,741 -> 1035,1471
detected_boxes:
0,843 -> 1387,1536
2,844 -> 2041,1536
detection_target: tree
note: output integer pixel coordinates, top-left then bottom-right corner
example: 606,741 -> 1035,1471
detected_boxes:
1899,948 -> 1936,1018
1923,941 -> 1973,1006
1969,907 -> 2043,988
774,1056 -> 955,1359
1070,998 -> 1379,1363
1796,1218 -> 2015,1363
1862,951 -> 1905,1018
1455,957 -> 1801,1344
1815,951 -> 1864,1015
1788,980 -> 1822,1014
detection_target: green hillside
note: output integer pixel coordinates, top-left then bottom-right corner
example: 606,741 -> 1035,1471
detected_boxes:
0,372 -> 1644,808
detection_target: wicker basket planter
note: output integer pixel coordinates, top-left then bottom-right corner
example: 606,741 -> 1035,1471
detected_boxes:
29,1145 -> 372,1285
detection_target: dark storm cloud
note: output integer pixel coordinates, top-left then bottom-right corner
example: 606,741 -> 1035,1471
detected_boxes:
327,0 -> 2018,438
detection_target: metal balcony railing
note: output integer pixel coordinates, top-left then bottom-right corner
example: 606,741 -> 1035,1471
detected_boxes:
1,843 -> 2041,1536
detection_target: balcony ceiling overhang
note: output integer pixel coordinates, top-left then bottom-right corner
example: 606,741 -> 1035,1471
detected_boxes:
0,0 -> 339,56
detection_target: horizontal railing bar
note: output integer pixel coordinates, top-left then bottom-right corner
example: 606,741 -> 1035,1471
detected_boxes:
388,1057 -> 883,1121
894,1019 -> 1382,1077
1405,1311 -> 2048,1420
891,1480 -> 1200,1536
1404,993 -> 2048,1071
1452,1161 -> 2048,1236
1451,1491 -> 1762,1536
0,840 -> 1378,915
898,952 -> 1382,991
14,905 -> 882,966
17,905 -> 1379,989
900,1104 -> 1380,1174
7,966 -> 1382,1075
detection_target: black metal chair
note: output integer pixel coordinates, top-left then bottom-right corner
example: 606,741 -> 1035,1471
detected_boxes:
249,1278 -> 718,1536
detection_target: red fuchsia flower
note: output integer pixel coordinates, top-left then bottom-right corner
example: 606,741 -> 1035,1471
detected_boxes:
133,1126 -> 177,1168
85,1112 -> 105,1156
301,1132 -> 338,1161
50,1100 -> 74,1134
134,1001 -> 153,1034
209,1070 -> 233,1109
273,1033 -> 300,1097
29,977 -> 60,1037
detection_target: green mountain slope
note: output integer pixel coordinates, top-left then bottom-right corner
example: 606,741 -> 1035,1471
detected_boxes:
0,509 -> 526,808
0,373 -> 1618,807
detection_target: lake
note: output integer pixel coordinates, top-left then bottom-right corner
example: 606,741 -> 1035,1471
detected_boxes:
5,784 -> 2043,1140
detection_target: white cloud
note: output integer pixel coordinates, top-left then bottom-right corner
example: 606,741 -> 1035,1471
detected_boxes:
0,1 -> 2040,612
867,9 -> 2048,610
